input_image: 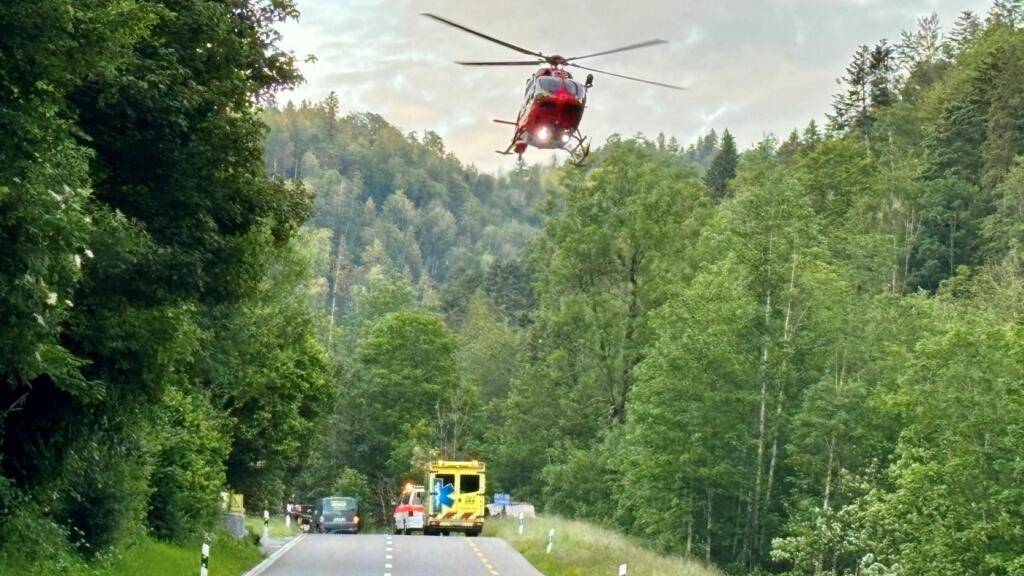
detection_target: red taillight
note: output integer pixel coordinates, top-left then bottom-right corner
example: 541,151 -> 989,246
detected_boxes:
408,510 -> 414,517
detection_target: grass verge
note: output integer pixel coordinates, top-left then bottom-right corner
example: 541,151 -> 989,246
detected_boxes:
484,515 -> 720,576
98,530 -> 262,576
245,514 -> 299,539
0,528 -> 263,576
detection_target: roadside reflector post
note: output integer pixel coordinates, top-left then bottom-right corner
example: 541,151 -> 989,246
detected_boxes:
263,509 -> 270,543
285,502 -> 292,528
618,563 -> 628,575
546,528 -> 555,553
518,512 -> 525,535
199,536 -> 210,576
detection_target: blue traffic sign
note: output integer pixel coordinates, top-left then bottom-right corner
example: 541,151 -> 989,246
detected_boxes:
494,493 -> 511,506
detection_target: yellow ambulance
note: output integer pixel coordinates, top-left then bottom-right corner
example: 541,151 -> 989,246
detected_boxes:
425,460 -> 486,536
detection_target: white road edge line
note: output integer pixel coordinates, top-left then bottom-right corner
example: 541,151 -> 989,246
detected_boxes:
242,533 -> 307,576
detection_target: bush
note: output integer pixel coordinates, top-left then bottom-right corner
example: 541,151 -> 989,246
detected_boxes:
147,386 -> 230,541
333,467 -> 375,519
57,436 -> 152,556
0,488 -> 91,575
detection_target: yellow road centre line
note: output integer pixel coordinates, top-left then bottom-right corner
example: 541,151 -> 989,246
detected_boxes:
466,540 -> 500,575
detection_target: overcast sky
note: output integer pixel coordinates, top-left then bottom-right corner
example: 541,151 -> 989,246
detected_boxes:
276,0 -> 993,172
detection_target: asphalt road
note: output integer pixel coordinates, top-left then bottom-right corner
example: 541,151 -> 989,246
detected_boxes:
252,533 -> 544,576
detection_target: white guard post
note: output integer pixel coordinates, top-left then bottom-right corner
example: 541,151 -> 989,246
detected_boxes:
546,528 -> 555,553
263,509 -> 270,542
285,503 -> 291,528
618,563 -> 628,576
518,512 -> 525,535
199,541 -> 210,576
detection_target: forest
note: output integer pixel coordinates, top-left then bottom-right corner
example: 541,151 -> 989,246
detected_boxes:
2,1 -> 1024,575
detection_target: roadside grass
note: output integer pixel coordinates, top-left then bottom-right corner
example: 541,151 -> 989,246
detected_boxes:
0,528 -> 264,576
485,515 -> 721,576
98,530 -> 262,576
245,514 -> 298,538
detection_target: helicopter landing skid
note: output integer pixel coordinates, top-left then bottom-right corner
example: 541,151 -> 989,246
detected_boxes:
564,130 -> 590,165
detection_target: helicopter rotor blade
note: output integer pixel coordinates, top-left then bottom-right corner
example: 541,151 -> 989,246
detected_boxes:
422,13 -> 544,58
566,39 -> 669,62
456,60 -> 545,66
569,63 -> 686,90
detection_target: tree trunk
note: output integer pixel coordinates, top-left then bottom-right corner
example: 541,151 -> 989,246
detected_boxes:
948,214 -> 957,278
749,293 -> 771,562
763,256 -> 799,537
891,208 -> 900,294
327,235 -> 345,341
902,208 -> 917,291
823,435 -> 836,510
686,517 -> 693,558
612,248 -> 643,423
706,487 -> 713,564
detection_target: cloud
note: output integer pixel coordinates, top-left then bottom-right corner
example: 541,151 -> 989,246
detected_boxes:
278,0 -> 993,171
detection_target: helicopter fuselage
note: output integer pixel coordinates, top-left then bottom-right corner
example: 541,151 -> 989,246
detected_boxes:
514,68 -> 587,152
422,12 -> 682,164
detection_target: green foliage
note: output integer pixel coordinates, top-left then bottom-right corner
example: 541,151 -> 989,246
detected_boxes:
350,310 -> 460,476
861,323 -> 1024,575
458,292 -> 521,401
1,0 -> 324,569
621,257 -> 759,554
488,13 -> 1024,576
262,102 -> 546,298
5,2 -> 1024,575
202,237 -> 333,509
332,468 -> 376,522
704,130 -> 739,201
147,386 -> 230,542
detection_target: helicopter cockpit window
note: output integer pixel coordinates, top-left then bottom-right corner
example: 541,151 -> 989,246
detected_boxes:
536,76 -> 586,97
536,76 -> 564,94
565,80 -> 585,97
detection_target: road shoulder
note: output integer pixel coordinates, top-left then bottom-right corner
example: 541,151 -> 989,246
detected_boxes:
241,533 -> 307,576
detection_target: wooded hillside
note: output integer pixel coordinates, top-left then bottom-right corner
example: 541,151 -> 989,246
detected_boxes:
2,2 -> 1023,575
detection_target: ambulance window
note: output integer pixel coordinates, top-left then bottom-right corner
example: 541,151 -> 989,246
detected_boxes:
400,493 -> 411,505
410,492 -> 423,506
434,474 -> 455,488
460,474 -> 481,493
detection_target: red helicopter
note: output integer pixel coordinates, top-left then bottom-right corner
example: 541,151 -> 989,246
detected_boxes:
423,13 -> 684,164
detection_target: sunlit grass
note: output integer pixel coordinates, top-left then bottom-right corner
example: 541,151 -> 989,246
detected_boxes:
485,515 -> 721,576
244,514 -> 299,539
103,532 -> 261,576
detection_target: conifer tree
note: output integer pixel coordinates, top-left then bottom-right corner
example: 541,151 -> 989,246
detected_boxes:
944,11 -> 982,59
704,130 -> 739,201
986,0 -> 1023,28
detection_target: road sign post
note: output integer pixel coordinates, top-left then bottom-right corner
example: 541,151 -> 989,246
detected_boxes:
546,528 -> 555,553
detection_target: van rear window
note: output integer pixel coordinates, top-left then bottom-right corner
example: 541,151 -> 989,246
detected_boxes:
460,474 -> 481,493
